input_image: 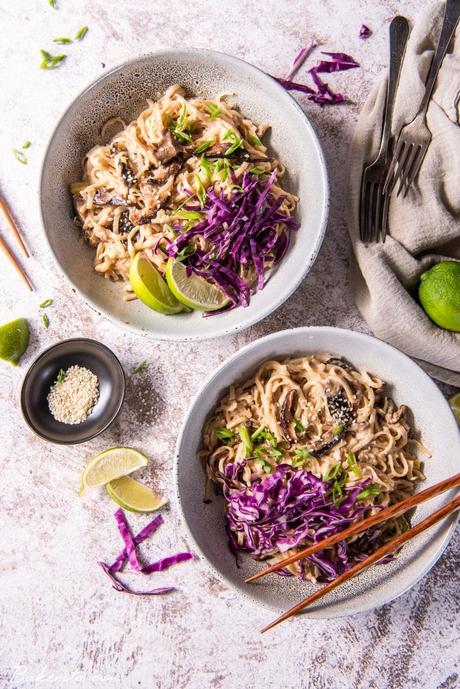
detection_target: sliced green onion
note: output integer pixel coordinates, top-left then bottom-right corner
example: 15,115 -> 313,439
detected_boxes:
269,447 -> 283,458
40,50 -> 66,69
22,140 -> 31,149
248,166 -> 266,175
347,451 -> 361,477
175,245 -> 195,262
324,463 -> 341,481
194,174 -> 206,208
194,139 -> 214,155
48,0 -> 57,8
262,461 -> 272,474
223,130 -> 243,156
42,313 -> 50,328
173,129 -> 192,143
75,26 -> 89,41
247,132 -> 263,147
13,149 -> 27,165
216,427 -> 235,443
132,360 -> 147,374
357,485 -> 381,500
332,424 -> 344,437
199,156 -> 213,182
53,37 -> 72,44
176,209 -> 203,222
251,426 -> 265,442
237,425 -> 253,457
206,102 -> 221,119
332,480 -> 343,505
294,448 -> 311,459
57,368 -> 66,383
39,298 -> 53,309
293,419 -> 304,432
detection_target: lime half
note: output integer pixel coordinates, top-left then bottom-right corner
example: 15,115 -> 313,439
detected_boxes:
129,253 -> 184,315
419,261 -> 460,332
79,447 -> 148,495
449,393 -> 460,425
165,259 -> 229,311
0,318 -> 29,366
106,475 -> 168,513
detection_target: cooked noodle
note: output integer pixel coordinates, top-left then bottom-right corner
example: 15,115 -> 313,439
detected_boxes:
71,84 -> 298,303
201,354 -> 428,582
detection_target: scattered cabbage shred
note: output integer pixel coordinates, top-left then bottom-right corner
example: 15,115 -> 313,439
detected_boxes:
98,509 -> 193,596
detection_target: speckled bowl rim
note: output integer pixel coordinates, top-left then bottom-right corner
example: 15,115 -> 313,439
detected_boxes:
20,337 -> 126,445
174,326 -> 459,619
38,48 -> 329,342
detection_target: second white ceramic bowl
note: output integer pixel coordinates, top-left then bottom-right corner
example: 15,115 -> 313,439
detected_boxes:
175,327 -> 459,618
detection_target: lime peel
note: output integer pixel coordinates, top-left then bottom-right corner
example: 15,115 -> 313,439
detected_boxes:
106,475 -> 168,513
0,317 -> 29,366
165,258 -> 229,311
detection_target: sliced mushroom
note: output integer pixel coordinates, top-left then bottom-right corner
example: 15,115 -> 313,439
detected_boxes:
279,389 -> 296,440
93,189 -> 128,206
148,159 -> 183,184
326,357 -> 353,371
156,131 -> 183,163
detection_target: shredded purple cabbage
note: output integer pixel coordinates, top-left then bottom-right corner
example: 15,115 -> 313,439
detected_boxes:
100,509 -> 193,596
285,37 -> 319,80
359,24 -> 372,39
223,464 -> 381,582
273,49 -> 359,106
167,170 -> 299,313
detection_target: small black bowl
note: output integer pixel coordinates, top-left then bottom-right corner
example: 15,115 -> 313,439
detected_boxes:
21,338 -> 125,444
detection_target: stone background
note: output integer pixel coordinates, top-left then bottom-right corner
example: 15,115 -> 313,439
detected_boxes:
0,1 -> 458,688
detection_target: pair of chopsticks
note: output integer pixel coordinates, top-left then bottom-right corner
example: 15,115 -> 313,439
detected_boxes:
245,471 -> 460,633
0,192 -> 33,291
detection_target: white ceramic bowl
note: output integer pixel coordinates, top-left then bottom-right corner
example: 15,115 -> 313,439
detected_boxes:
40,49 -> 328,341
175,327 -> 460,618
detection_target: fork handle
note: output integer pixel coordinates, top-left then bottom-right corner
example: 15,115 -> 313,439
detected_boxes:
420,0 -> 460,113
380,16 -> 410,153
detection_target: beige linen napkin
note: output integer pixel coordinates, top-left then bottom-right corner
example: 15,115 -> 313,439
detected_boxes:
347,1 -> 460,386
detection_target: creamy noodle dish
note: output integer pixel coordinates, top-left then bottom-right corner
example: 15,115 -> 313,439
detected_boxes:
201,354 -> 428,582
71,85 -> 299,314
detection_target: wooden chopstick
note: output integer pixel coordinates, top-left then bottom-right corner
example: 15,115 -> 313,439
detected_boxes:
0,233 -> 33,291
261,492 -> 460,633
246,471 -> 460,583
0,194 -> 30,258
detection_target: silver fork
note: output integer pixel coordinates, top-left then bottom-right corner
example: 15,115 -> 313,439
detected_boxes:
360,16 -> 410,243
383,0 -> 460,198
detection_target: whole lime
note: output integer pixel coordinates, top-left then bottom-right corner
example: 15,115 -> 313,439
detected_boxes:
418,261 -> 460,332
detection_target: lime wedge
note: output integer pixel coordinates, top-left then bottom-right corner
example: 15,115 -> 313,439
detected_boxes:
79,447 -> 148,495
106,475 -> 168,513
129,252 -> 184,314
449,393 -> 460,424
0,317 -> 29,366
165,259 -> 229,311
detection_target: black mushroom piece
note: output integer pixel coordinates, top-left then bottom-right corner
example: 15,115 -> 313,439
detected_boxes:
118,210 -> 135,235
326,357 -> 354,372
120,159 -> 137,186
147,159 -> 183,184
307,390 -> 354,458
279,389 -> 296,439
156,131 -> 184,163
93,189 -> 129,206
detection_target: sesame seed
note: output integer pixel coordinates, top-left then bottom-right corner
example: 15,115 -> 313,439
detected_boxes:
47,365 -> 99,424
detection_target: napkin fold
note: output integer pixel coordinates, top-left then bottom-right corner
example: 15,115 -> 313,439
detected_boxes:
347,1 -> 460,386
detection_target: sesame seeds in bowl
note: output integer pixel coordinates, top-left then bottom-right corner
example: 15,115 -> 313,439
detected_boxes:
20,339 -> 125,445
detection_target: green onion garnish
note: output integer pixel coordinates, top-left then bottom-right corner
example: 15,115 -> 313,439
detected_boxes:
42,313 -> 50,328
48,0 -> 57,8
53,37 -> 72,44
75,26 -> 89,41
332,424 -> 344,437
237,425 -> 253,457
199,156 -> 213,181
194,174 -> 206,208
175,245 -> 195,262
206,102 -> 221,119
250,427 -> 265,441
132,361 -> 147,374
195,140 -> 214,155
216,427 -> 235,443
324,463 -> 341,481
262,461 -> 272,474
22,140 -> 31,149
293,419 -> 304,433
294,448 -> 311,460
346,451 -> 361,476
269,447 -> 283,458
247,132 -> 263,147
13,149 -> 27,165
39,298 -> 53,308
40,50 -> 67,69
357,485 -> 381,500
332,480 -> 343,505
223,129 -> 243,156
248,167 -> 266,175
57,368 -> 66,383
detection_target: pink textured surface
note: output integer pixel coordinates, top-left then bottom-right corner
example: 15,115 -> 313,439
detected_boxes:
0,1 -> 458,688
